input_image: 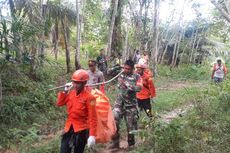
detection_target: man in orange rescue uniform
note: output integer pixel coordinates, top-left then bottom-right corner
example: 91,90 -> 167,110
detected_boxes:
136,62 -> 156,118
56,69 -> 97,153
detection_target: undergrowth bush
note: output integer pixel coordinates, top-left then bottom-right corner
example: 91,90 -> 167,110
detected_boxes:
158,64 -> 210,81
0,60 -> 69,150
133,78 -> 230,153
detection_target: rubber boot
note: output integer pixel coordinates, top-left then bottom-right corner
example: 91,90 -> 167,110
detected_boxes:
108,133 -> 120,149
128,134 -> 135,147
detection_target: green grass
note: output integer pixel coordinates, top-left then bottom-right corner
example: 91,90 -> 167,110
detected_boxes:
157,64 -> 211,81
131,78 -> 230,153
0,60 -> 68,151
154,87 -> 200,113
20,136 -> 60,153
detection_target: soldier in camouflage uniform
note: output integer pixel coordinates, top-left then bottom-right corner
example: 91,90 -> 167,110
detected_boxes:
110,60 -> 143,149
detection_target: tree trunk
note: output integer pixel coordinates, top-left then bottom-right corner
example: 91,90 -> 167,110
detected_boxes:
193,37 -> 202,63
61,16 -> 71,73
0,78 -> 2,102
107,0 -> 119,56
171,36 -> 178,66
142,0 -> 151,51
111,0 -> 123,57
160,33 -> 176,64
81,0 -> 85,47
172,0 -> 186,66
123,25 -> 129,62
52,19 -> 59,60
39,0 -> 46,64
173,28 -> 184,67
8,0 -> 21,63
210,0 -> 230,23
192,27 -> 205,63
75,0 -> 81,70
151,0 -> 160,76
159,8 -> 177,64
179,40 -> 189,65
137,0 -> 144,49
189,29 -> 198,64
0,77 -> 2,108
30,44 -> 37,74
159,29 -> 170,64
224,0 -> 230,13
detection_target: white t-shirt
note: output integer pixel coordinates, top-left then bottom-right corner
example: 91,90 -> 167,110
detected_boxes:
214,65 -> 225,78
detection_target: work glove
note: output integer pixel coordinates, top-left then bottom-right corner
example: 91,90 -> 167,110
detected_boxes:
64,82 -> 72,93
87,136 -> 96,148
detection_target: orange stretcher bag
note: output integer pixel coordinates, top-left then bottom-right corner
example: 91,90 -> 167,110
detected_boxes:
91,89 -> 117,143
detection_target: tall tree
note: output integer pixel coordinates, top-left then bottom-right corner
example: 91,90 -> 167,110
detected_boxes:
171,0 -> 186,66
75,0 -> 81,69
0,77 -> 2,108
49,0 -> 61,60
107,0 -> 119,56
61,14 -> 71,73
111,0 -> 123,57
39,0 -> 48,64
210,0 -> 230,23
151,0 -> 160,75
123,25 -> 129,62
47,1 -> 76,71
8,0 -> 21,62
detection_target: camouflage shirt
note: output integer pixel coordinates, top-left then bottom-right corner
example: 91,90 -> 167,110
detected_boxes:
117,72 -> 142,106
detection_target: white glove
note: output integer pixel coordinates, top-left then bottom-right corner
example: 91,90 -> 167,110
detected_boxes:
64,82 -> 72,93
87,136 -> 96,148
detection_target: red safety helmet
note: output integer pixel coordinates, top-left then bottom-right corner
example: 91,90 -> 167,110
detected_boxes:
71,69 -> 89,82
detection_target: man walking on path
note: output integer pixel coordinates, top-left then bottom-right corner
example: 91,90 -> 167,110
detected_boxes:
87,60 -> 105,93
56,69 -> 97,153
110,60 -> 143,149
136,62 -> 156,118
211,58 -> 228,83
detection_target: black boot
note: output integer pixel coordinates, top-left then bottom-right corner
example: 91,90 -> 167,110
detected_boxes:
128,134 -> 135,147
108,133 -> 120,149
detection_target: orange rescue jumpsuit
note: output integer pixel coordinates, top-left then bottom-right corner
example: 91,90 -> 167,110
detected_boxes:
136,69 -> 156,100
136,69 -> 156,117
56,88 -> 97,136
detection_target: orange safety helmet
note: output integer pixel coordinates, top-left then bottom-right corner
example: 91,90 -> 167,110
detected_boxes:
71,69 -> 89,82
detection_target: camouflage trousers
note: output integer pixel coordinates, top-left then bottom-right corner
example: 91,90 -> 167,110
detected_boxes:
111,100 -> 139,147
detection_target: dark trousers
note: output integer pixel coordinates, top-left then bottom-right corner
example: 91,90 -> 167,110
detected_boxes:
112,103 -> 138,147
137,98 -> 153,118
214,77 -> 223,83
60,126 -> 89,153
